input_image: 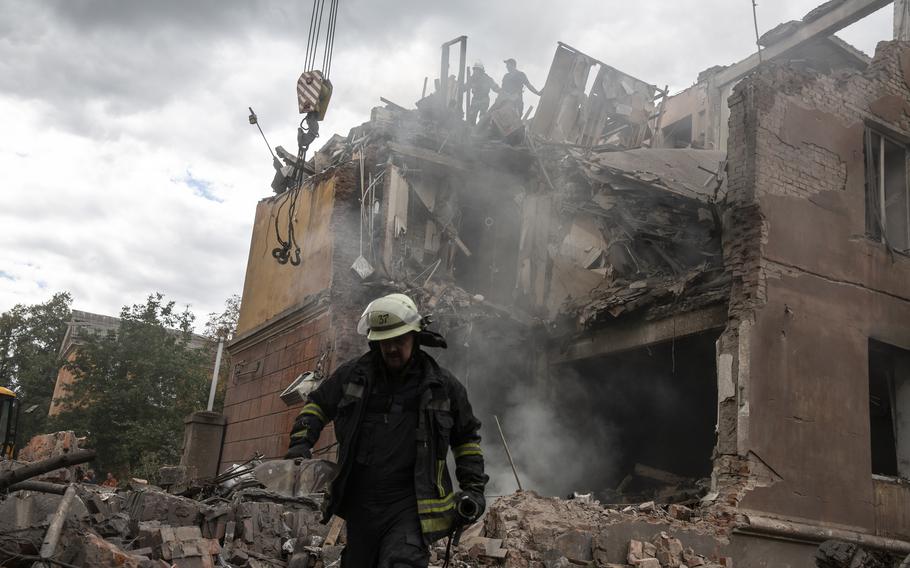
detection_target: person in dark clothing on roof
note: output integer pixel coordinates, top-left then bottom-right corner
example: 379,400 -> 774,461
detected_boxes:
498,57 -> 540,117
285,293 -> 489,568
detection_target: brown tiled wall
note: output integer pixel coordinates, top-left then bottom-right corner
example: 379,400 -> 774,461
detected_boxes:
220,313 -> 336,469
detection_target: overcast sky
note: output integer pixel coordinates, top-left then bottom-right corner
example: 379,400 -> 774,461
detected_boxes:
0,0 -> 895,327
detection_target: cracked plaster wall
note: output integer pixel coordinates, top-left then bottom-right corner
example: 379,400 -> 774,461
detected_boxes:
719,41 -> 910,538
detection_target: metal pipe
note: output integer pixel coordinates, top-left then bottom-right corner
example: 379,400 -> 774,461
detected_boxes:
752,0 -> 763,64
740,514 -> 910,554
361,147 -> 369,255
493,415 -> 522,491
207,340 -> 225,412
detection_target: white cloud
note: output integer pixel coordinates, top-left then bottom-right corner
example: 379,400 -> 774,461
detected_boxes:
0,0 -> 896,327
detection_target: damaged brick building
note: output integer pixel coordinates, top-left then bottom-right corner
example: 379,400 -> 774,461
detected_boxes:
220,2 -> 910,565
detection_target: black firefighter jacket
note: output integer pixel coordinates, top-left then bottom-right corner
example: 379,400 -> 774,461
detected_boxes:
287,348 -> 489,543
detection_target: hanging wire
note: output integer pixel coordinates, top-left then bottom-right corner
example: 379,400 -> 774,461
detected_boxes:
752,0 -> 763,64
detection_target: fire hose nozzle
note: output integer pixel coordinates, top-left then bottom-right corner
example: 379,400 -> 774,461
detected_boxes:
455,492 -> 482,523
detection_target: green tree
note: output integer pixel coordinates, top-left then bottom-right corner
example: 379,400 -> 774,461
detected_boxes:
204,294 -> 240,342
52,293 -> 211,477
0,292 -> 72,443
202,294 -> 240,413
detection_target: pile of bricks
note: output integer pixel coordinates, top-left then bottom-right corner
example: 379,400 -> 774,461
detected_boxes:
622,533 -> 732,568
0,456 -> 340,568
467,491 -> 737,568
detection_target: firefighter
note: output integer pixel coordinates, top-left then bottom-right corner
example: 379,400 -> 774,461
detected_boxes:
466,61 -> 500,125
285,293 -> 488,568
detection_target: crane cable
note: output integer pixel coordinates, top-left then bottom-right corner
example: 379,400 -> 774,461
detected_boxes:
273,0 -> 339,266
303,0 -> 340,79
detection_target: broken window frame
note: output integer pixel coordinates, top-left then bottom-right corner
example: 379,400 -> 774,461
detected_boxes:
869,339 -> 910,481
864,126 -> 910,253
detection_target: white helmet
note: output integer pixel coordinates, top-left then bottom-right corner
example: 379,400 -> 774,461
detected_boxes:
357,293 -> 424,341
473,61 -> 485,71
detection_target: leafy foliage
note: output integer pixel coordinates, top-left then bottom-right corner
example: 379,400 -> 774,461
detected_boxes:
204,294 -> 240,342
53,294 -> 211,476
202,294 -> 240,412
0,292 -> 72,442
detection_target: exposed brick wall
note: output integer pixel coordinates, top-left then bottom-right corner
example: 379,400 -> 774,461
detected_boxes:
328,148 -> 385,367
48,351 -> 77,417
220,312 -> 335,469
718,41 -> 910,535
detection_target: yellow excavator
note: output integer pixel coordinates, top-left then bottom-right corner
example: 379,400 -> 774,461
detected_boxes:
0,387 -> 20,459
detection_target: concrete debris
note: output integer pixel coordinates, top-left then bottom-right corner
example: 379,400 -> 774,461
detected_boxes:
126,487 -> 208,526
0,455 -> 341,568
814,540 -> 894,568
428,491 -> 740,568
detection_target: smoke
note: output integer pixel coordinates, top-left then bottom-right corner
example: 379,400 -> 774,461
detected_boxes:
481,379 -> 621,497
321,98 -> 718,499
436,319 -> 719,499
435,319 -> 622,498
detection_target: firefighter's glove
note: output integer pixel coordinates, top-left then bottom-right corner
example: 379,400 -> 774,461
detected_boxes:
454,491 -> 485,525
285,443 -> 312,460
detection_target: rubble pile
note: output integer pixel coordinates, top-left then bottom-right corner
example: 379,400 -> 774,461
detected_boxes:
448,491 -> 736,568
0,442 -> 341,568
552,147 -> 729,328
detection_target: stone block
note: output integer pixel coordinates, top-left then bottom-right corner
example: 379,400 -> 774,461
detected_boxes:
668,504 -> 692,521
180,411 -> 227,480
683,548 -> 706,567
126,488 -> 207,527
158,465 -> 197,490
554,529 -> 593,563
80,530 -> 148,568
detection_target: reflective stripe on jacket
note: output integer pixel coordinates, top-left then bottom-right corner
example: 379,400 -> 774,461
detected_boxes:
287,348 -> 488,543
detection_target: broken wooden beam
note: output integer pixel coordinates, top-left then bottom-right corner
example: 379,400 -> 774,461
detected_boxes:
633,463 -> 690,485
0,448 -> 96,491
324,516 -> 345,546
714,0 -> 894,87
387,141 -> 469,171
380,97 -> 408,112
550,305 -> 728,364
7,479 -> 69,495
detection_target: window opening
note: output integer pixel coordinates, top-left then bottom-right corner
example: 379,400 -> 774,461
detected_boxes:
869,339 -> 910,478
864,129 -> 910,252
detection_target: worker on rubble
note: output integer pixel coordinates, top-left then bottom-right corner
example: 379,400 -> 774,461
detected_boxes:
466,61 -> 499,125
498,57 -> 540,117
101,472 -> 118,488
285,293 -> 488,568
